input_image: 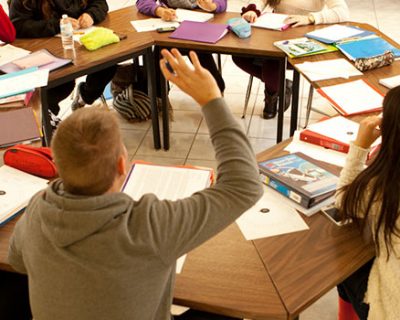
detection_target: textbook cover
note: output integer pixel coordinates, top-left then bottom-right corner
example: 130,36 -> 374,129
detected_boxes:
274,37 -> 337,58
258,153 -> 338,208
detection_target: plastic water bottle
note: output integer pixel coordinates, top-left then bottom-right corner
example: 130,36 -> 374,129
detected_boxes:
60,14 -> 74,50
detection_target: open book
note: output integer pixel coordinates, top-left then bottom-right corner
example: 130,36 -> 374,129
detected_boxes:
0,165 -> 48,226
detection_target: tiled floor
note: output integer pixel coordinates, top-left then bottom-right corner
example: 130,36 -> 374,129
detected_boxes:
3,0 -> 399,318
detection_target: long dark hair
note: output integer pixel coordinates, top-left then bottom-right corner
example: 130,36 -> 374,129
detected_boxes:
339,85 -> 400,257
21,0 -> 88,19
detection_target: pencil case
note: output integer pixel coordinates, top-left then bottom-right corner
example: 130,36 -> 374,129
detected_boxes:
354,51 -> 394,72
80,27 -> 120,51
3,144 -> 58,179
227,17 -> 251,39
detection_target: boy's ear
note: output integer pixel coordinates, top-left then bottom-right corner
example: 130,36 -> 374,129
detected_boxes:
117,153 -> 127,176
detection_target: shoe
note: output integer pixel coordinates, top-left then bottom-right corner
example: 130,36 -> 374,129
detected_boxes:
262,79 -> 293,119
262,91 -> 278,119
48,110 -> 61,132
71,82 -> 86,111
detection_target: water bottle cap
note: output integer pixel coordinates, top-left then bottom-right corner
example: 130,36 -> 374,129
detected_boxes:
62,14 -> 68,19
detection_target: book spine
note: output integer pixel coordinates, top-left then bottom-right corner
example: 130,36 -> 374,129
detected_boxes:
259,172 -> 311,208
299,131 -> 349,153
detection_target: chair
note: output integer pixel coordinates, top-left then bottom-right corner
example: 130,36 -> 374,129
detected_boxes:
241,75 -> 323,129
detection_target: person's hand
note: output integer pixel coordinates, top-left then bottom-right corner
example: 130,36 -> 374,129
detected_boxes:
67,17 -> 80,30
354,116 -> 382,149
155,7 -> 177,21
160,48 -> 222,106
242,11 -> 258,23
284,15 -> 310,27
197,0 -> 217,12
78,13 -> 94,29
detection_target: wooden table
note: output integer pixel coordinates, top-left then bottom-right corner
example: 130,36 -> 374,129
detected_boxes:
11,7 -> 160,148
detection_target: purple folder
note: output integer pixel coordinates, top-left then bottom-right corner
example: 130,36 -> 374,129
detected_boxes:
169,21 -> 228,44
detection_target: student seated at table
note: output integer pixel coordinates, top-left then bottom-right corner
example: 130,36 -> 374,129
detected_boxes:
7,48 -> 263,320
0,4 -> 16,43
136,0 -> 226,93
232,0 -> 349,119
9,0 -> 117,129
336,86 -> 400,320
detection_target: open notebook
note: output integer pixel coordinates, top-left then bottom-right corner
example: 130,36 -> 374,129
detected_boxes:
0,165 -> 48,226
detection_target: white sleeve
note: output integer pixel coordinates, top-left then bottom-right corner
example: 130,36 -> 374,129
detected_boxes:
311,0 -> 349,24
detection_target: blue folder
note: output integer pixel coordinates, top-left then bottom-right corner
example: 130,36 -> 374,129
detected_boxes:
306,25 -> 374,44
337,36 -> 400,60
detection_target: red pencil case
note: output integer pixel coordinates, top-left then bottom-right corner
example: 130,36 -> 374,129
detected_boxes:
3,145 -> 58,179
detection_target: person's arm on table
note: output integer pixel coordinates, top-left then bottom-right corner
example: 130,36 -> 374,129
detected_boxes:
285,0 -> 349,27
197,0 -> 226,13
128,49 -> 263,264
81,0 -> 108,26
0,5 -> 16,43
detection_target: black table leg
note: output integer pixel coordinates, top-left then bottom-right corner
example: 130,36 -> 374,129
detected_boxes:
144,47 -> 161,150
276,56 -> 287,143
40,87 -> 52,147
290,69 -> 300,136
160,69 -> 169,151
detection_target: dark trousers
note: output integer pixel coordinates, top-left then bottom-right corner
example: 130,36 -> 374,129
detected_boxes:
173,309 -> 241,320
337,258 -> 374,320
47,65 -> 117,115
196,53 -> 225,93
0,270 -> 31,319
232,56 -> 281,94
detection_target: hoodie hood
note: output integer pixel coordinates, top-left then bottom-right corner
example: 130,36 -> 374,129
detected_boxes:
38,180 -> 132,248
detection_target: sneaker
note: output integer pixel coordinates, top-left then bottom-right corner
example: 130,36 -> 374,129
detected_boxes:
71,82 -> 86,111
48,110 -> 61,132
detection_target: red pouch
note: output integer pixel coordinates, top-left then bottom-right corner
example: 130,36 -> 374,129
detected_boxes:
3,145 -> 58,179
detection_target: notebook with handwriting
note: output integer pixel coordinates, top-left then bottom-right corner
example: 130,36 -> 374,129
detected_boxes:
169,20 -> 228,44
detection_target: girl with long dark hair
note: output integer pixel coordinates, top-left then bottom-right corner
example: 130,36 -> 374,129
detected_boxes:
336,85 -> 400,319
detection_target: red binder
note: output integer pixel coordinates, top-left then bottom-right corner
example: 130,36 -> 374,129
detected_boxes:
300,129 -> 350,153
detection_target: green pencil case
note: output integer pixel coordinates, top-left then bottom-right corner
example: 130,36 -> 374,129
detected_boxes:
80,27 -> 120,51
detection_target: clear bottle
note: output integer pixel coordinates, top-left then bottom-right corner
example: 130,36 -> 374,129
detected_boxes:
60,14 -> 74,50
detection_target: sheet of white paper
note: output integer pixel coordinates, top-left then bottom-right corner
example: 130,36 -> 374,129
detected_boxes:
176,255 -> 187,274
130,18 -> 180,32
171,304 -> 190,315
285,131 -> 348,168
379,74 -> 400,89
236,186 -> 309,240
307,25 -> 365,42
296,59 -> 362,81
321,79 -> 383,115
0,68 -> 49,98
0,44 -> 31,67
175,9 -> 214,22
123,164 -> 211,201
252,12 -> 289,30
0,166 -> 48,224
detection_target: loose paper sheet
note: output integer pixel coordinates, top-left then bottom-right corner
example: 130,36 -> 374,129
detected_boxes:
130,18 -> 180,32
252,12 -> 289,30
296,59 -> 362,81
0,44 -> 31,67
236,186 -> 309,240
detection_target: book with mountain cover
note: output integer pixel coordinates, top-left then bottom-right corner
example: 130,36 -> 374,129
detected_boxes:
258,153 -> 339,208
274,37 -> 337,58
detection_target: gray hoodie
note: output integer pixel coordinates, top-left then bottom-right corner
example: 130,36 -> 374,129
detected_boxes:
8,98 -> 263,320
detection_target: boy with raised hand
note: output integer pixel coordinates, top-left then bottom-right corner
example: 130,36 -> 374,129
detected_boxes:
8,48 -> 263,320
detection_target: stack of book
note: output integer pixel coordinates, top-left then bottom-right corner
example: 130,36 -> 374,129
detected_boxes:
258,153 -> 338,209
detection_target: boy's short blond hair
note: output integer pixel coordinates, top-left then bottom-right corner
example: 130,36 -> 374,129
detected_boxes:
51,108 -> 123,195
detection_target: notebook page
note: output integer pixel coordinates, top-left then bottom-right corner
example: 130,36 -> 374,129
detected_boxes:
130,18 -> 179,32
175,9 -> 214,22
0,166 -> 48,223
123,164 -> 211,201
321,80 -> 383,114
0,45 -> 30,67
252,13 -> 288,30
296,59 -> 362,81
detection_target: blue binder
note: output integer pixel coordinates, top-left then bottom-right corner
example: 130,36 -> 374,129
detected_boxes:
306,25 -> 374,44
337,36 -> 400,60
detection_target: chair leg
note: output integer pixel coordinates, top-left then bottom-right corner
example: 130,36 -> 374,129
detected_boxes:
216,54 -> 222,74
242,75 -> 254,119
303,84 -> 314,128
